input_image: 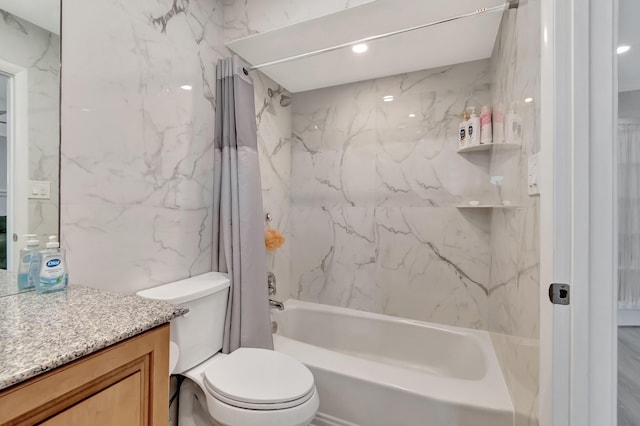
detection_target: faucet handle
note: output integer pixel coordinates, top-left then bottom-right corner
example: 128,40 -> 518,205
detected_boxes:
267,272 -> 276,295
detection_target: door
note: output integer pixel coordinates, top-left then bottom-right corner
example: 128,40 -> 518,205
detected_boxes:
0,60 -> 30,272
539,0 -> 618,425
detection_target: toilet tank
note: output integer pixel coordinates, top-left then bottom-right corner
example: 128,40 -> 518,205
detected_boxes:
136,272 -> 230,374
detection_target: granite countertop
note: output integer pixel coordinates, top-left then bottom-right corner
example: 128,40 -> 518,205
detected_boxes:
0,285 -> 187,391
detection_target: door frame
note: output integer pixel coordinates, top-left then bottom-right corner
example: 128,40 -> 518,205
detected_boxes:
0,59 -> 29,272
539,0 -> 618,424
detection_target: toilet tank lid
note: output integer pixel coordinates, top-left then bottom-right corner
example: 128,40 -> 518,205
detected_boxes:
136,272 -> 230,304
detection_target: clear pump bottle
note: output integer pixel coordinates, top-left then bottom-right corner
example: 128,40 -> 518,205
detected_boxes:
35,235 -> 68,294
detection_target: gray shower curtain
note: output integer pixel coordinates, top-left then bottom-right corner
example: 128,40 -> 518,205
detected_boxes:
213,56 -> 273,353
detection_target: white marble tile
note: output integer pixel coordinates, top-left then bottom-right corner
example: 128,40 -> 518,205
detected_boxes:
290,60 -> 496,328
61,0 -> 225,291
487,1 -> 541,425
375,207 -> 490,328
253,71 -> 293,300
0,11 -> 60,238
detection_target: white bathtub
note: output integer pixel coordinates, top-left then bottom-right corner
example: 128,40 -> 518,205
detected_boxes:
272,300 -> 514,426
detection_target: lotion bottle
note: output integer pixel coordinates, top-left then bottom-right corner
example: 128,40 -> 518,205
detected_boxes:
467,107 -> 480,146
458,111 -> 469,149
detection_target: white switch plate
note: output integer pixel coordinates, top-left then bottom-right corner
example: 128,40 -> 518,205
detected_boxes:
29,180 -> 51,199
528,153 -> 540,196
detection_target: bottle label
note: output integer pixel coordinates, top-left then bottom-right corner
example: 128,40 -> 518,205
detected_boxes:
460,128 -> 466,140
40,256 -> 65,288
468,125 -> 474,137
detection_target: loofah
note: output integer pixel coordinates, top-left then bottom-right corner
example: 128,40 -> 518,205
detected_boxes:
265,228 -> 285,251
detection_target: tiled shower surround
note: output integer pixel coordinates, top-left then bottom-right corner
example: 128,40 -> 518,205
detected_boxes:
61,1 -> 539,424
290,60 -> 496,329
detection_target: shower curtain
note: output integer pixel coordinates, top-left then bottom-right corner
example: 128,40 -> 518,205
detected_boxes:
618,121 -> 640,309
213,56 -> 273,353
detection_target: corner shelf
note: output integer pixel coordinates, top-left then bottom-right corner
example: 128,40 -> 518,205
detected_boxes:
456,204 -> 520,209
456,142 -> 521,154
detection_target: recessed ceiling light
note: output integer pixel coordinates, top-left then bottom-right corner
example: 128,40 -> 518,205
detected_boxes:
180,85 -> 193,91
383,95 -> 394,102
617,45 -> 631,54
352,44 -> 368,54
524,97 -> 533,103
409,113 -> 416,118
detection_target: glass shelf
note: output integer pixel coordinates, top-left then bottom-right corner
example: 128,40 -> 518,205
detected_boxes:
456,142 -> 521,154
456,204 -> 520,209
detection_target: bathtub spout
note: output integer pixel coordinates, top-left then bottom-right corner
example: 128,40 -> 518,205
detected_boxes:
269,298 -> 284,310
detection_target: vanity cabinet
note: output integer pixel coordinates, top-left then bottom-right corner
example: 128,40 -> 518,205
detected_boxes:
0,324 -> 169,425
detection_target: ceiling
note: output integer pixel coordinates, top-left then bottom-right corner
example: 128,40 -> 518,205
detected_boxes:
226,0 -> 505,93
0,0 -> 60,35
619,0 -> 640,92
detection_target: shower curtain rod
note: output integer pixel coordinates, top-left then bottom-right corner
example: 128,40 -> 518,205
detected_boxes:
247,0 -> 518,71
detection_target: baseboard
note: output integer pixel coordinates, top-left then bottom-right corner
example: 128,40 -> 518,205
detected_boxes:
311,412 -> 359,426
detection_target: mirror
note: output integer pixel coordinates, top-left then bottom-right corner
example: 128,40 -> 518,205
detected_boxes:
0,0 -> 60,297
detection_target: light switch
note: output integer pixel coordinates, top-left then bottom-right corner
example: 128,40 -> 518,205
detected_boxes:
528,154 -> 540,196
29,180 -> 51,199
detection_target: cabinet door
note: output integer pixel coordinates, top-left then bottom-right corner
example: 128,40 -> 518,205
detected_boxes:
0,325 -> 169,425
41,373 -> 143,426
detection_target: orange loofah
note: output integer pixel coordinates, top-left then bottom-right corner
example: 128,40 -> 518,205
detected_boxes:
265,228 -> 285,251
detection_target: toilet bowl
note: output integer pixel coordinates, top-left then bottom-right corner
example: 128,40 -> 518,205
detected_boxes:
136,272 -> 318,426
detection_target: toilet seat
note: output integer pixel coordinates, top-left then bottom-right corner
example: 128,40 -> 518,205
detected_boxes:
203,348 -> 315,410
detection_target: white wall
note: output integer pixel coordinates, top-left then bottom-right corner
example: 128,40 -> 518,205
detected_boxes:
61,0 -> 226,292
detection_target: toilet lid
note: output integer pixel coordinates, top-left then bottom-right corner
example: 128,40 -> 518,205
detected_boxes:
203,348 -> 315,410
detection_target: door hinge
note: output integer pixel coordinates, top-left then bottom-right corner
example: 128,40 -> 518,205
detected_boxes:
549,283 -> 570,305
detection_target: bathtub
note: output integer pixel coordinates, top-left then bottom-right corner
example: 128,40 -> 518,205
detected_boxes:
272,300 -> 514,426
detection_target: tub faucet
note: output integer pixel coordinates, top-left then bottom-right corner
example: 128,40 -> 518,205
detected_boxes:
269,298 -> 284,310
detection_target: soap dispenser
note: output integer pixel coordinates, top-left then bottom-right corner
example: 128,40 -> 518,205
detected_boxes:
35,235 -> 68,294
458,111 -> 470,149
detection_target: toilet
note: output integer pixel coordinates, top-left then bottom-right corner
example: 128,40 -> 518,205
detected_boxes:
137,272 -> 319,426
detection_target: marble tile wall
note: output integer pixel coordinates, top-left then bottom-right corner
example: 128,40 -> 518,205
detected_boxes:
61,0 -> 226,292
0,11 -> 60,238
290,60 -> 497,328
487,2 -> 541,425
252,71 -> 293,300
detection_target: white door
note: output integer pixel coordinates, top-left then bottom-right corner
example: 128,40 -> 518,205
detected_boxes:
0,60 -> 30,272
540,0 -> 618,425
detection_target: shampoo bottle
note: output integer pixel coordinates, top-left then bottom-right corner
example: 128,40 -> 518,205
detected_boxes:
467,107 -> 480,146
458,111 -> 470,149
36,235 -> 68,294
480,105 -> 493,144
17,235 -> 39,291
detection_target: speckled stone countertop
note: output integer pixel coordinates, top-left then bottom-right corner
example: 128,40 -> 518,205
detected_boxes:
0,271 -> 28,298
0,285 -> 187,391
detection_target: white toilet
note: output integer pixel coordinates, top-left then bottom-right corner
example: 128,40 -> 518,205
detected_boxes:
137,272 -> 319,426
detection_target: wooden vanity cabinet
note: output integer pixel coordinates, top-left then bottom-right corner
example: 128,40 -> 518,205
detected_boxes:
0,324 -> 169,426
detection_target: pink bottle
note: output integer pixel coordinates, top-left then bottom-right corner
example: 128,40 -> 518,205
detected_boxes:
480,105 -> 493,144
